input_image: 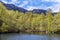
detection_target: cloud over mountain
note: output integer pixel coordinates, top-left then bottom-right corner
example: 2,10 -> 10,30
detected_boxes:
1,0 -> 60,12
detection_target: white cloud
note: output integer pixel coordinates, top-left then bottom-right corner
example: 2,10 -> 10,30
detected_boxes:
41,0 -> 60,12
19,0 -> 28,7
25,0 -> 60,12
10,0 -> 18,4
25,3 -> 60,12
1,0 -> 60,12
11,0 -> 18,3
1,0 -> 18,4
25,6 -> 39,11
42,0 -> 60,2
48,3 -> 60,12
25,4 -> 47,11
1,0 -> 8,3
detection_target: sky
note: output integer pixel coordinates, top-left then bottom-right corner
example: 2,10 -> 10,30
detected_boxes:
1,0 -> 60,12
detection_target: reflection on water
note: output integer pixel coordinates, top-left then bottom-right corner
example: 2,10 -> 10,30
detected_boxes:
0,33 -> 60,40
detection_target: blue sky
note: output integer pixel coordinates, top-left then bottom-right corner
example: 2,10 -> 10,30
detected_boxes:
1,0 -> 60,12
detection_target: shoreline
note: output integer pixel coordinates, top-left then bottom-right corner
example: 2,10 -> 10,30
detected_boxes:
0,30 -> 60,34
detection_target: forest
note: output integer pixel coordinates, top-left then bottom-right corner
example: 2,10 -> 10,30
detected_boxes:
0,2 -> 60,33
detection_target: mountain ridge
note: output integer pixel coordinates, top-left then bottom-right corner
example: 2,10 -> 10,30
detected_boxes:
0,1 -> 57,14
0,1 -> 28,13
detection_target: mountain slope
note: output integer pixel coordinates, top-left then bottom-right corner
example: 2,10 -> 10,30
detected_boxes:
0,1 -> 28,13
0,1 -> 56,15
32,9 -> 47,15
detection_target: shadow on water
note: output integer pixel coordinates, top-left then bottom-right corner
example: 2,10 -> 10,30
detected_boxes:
0,32 -> 60,40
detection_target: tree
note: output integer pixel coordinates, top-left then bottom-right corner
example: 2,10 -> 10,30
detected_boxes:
46,10 -> 53,33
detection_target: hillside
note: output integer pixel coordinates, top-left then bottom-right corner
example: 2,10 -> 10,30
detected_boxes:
0,1 -> 48,14
0,2 -> 60,34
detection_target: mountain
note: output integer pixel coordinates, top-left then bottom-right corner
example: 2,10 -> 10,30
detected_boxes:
32,9 -> 47,15
32,9 -> 46,13
0,1 -> 56,15
0,1 -> 28,13
0,1 -> 47,14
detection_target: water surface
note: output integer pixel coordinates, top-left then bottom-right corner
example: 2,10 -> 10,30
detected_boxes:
0,33 -> 60,40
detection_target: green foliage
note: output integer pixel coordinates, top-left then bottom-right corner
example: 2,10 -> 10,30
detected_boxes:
0,2 -> 60,33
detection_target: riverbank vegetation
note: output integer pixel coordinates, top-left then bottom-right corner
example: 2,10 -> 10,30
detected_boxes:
0,3 -> 60,34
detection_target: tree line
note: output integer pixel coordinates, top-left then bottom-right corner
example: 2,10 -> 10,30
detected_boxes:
0,3 -> 60,33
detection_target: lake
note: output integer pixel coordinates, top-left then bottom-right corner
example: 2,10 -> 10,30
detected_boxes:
0,33 -> 60,40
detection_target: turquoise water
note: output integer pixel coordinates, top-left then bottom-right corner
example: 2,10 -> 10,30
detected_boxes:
0,33 -> 60,40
